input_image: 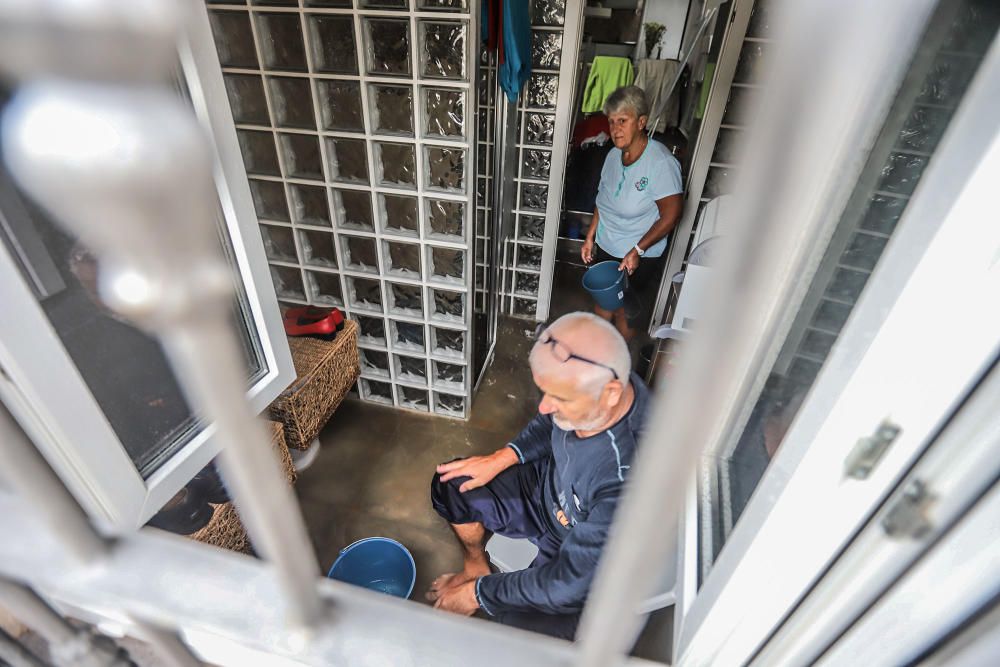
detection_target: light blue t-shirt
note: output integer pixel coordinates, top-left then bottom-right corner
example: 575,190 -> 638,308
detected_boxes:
595,140 -> 683,258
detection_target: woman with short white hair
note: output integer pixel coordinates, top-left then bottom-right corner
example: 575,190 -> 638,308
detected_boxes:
581,85 -> 684,340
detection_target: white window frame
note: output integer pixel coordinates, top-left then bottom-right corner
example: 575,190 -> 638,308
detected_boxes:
0,18 -> 294,532
673,23 -> 1000,666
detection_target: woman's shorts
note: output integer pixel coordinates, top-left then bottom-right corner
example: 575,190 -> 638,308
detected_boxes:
593,244 -> 665,293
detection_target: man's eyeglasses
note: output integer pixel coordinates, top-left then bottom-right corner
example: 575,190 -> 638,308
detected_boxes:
536,330 -> 620,381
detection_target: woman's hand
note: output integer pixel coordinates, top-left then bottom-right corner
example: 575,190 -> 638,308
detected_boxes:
619,248 -> 640,274
581,238 -> 595,264
436,447 -> 519,493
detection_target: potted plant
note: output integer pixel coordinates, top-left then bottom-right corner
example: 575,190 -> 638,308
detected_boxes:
643,21 -> 666,59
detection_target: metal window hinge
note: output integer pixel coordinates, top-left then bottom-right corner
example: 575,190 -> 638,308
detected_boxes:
844,420 -> 901,480
881,479 -> 935,540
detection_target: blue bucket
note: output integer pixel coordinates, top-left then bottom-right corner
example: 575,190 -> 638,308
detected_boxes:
327,537 -> 416,599
583,260 -> 627,311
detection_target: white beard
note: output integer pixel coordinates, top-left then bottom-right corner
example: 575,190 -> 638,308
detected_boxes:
553,410 -> 608,432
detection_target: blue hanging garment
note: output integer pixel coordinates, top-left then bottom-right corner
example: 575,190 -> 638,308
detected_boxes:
498,0 -> 532,102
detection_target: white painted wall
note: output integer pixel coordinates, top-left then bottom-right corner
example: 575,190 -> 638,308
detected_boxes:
637,0 -> 692,60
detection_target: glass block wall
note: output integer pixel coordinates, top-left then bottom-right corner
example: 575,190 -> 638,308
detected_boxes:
499,0 -> 567,320
205,0 -> 476,417
473,48 -> 497,317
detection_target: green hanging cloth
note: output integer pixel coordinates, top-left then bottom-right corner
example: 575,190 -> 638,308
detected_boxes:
581,56 -> 635,113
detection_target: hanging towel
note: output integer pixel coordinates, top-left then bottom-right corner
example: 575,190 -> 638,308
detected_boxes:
581,56 -> 635,113
498,0 -> 532,102
635,58 -> 682,132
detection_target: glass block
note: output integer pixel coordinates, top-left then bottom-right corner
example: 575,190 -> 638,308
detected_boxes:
526,74 -> 558,109
812,299 -> 851,335
289,184 -> 331,225
518,215 -> 544,241
524,112 -> 554,145
432,360 -> 465,390
431,326 -> 464,359
306,0 -> 352,6
371,85 -> 414,136
298,229 -> 337,267
513,298 -> 536,319
360,348 -> 390,377
357,315 -> 387,346
428,246 -> 464,284
917,55 -> 977,106
747,0 -> 774,37
379,194 -> 420,237
392,320 -> 426,353
801,329 -> 836,361
942,1 -> 997,53
269,265 -> 305,300
425,146 -> 466,192
431,288 -> 464,323
434,392 -> 465,417
520,183 -> 548,211
704,167 -> 737,198
531,31 -> 562,70
420,21 -> 467,80
249,179 -> 289,221
308,15 -> 358,74
209,11 -> 258,68
517,245 -> 542,270
418,0 -> 468,11
341,235 -> 380,273
260,224 -> 297,262
531,0 -> 565,26
376,142 -> 418,188
317,80 -> 364,132
394,354 -> 427,384
268,77 -> 316,129
384,240 -> 422,278
476,178 -> 487,206
325,138 -> 369,184
859,194 -> 906,235
840,232 -> 888,273
388,283 -> 424,317
224,75 -> 268,125
722,86 -> 760,126
514,271 -> 540,295
398,386 -> 429,411
332,189 -> 374,230
423,87 -> 465,138
522,149 -> 551,180
425,199 -> 465,241
256,13 -> 307,72
360,378 -> 393,405
305,270 -> 343,306
279,134 -> 324,180
361,0 -> 406,6
347,276 -> 382,310
365,19 -> 411,77
713,127 -> 742,165
238,130 -> 281,177
877,153 -> 927,196
896,105 -> 950,153
251,0 -> 297,5
734,42 -> 768,84
825,267 -> 868,303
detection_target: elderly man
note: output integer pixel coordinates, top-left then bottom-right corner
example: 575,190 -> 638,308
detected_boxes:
428,312 -> 650,639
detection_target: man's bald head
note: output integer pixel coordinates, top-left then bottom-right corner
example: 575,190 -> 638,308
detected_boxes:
529,312 -> 631,397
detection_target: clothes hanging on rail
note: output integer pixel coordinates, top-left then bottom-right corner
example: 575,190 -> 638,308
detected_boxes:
482,0 -> 532,102
581,56 -> 635,113
635,58 -> 682,132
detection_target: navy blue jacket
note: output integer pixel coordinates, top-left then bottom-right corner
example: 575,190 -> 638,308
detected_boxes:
476,373 -> 650,615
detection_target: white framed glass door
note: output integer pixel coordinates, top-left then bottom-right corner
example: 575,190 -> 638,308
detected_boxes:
672,1 -> 1000,663
0,19 -> 296,531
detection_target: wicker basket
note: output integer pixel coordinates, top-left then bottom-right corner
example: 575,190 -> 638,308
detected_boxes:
268,320 -> 360,450
188,421 -> 293,554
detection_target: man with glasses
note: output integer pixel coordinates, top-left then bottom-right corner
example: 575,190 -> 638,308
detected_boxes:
428,312 -> 651,639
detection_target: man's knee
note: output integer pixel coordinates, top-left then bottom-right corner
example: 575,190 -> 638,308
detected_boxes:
430,470 -> 474,524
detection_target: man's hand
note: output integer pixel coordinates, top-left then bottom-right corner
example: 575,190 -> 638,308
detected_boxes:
433,579 -> 479,616
581,237 -> 595,264
618,248 -> 640,275
437,447 -> 519,493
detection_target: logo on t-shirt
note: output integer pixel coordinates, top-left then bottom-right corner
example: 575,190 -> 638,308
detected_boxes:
635,176 -> 649,192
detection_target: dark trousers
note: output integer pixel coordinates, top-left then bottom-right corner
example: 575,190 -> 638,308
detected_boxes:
430,461 -> 581,640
